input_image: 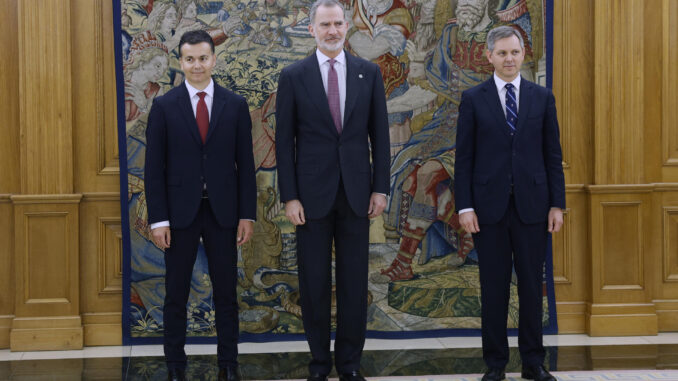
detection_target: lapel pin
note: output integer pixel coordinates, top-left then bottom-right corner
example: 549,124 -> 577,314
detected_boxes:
358,74 -> 363,79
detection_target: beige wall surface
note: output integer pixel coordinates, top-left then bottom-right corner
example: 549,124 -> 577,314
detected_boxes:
0,0 -> 676,349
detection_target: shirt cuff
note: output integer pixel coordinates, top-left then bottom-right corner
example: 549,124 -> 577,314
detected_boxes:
458,208 -> 474,214
150,220 -> 170,230
240,219 -> 255,222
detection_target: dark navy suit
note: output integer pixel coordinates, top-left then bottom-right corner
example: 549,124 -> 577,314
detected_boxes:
454,77 -> 565,369
275,51 -> 390,375
145,81 -> 256,370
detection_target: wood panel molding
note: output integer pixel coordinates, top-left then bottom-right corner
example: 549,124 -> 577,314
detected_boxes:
10,194 -> 83,350
97,218 -> 122,294
553,208 -> 572,284
662,0 -> 678,167
93,0 -> 119,175
587,303 -> 658,336
654,299 -> 678,331
82,312 -> 121,346
663,207 -> 678,282
555,302 -> 586,334
599,202 -> 644,290
593,0 -> 645,184
18,0 -> 74,194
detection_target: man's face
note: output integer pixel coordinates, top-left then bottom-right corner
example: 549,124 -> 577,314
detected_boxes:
179,42 -> 216,88
486,35 -> 525,82
456,0 -> 488,30
308,4 -> 348,57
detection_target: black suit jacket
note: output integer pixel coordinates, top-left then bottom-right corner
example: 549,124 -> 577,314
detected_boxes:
275,51 -> 390,219
145,81 -> 257,229
454,77 -> 565,225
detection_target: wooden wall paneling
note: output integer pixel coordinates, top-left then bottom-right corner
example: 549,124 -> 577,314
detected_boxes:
654,186 -> 678,331
593,0 -> 645,185
10,195 -> 83,350
72,0 -> 120,194
0,0 -> 20,194
642,0 -> 663,184
552,0 -> 594,185
587,187 -> 657,336
18,0 -> 74,195
550,0 -> 595,334
554,187 -> 589,333
80,193 -> 122,346
0,195 -> 14,348
661,0 -> 678,181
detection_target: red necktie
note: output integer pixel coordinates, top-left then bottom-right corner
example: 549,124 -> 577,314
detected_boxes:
196,91 -> 209,143
327,59 -> 342,134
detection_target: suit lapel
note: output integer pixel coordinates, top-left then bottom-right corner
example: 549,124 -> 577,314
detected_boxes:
514,79 -> 533,135
301,54 -> 340,137
206,83 -> 226,144
176,83 -> 203,145
480,78 -> 510,137
343,52 -> 360,130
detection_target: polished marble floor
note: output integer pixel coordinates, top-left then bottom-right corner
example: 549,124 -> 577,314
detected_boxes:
1,334 -> 678,380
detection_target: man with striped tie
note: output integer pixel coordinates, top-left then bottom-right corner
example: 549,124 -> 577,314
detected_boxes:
454,26 -> 565,381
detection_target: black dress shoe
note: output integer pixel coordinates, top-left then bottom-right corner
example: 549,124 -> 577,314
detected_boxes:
218,366 -> 241,381
167,368 -> 186,381
521,365 -> 556,381
306,373 -> 328,381
339,370 -> 366,381
481,368 -> 505,381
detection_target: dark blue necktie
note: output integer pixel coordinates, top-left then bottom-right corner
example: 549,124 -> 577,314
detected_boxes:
505,83 -> 517,132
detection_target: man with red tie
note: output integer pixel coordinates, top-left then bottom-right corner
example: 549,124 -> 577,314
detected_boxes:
275,1 -> 390,380
145,30 -> 256,381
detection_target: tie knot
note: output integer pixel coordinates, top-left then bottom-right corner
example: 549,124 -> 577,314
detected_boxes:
505,83 -> 514,91
329,58 -> 336,67
197,91 -> 207,100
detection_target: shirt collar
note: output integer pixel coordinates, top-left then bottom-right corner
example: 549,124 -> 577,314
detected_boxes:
493,73 -> 521,93
185,78 -> 214,99
315,49 -> 345,67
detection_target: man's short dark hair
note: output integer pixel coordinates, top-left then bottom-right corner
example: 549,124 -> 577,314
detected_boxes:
178,30 -> 215,56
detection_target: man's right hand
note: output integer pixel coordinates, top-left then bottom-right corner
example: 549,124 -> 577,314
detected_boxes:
459,211 -> 480,233
151,226 -> 171,249
285,200 -> 306,225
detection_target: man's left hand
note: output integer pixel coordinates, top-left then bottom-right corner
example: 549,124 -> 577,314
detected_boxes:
548,207 -> 564,233
368,193 -> 387,219
237,220 -> 254,245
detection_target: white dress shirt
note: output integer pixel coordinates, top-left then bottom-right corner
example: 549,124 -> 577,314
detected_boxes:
458,73 -> 521,216
315,49 -> 347,123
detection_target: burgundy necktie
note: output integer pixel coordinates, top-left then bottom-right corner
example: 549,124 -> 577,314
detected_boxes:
196,91 -> 209,143
327,59 -> 342,134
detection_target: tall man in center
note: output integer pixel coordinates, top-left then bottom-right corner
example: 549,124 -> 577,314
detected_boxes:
275,1 -> 390,379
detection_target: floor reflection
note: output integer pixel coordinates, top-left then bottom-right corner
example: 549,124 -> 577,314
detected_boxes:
1,345 -> 677,380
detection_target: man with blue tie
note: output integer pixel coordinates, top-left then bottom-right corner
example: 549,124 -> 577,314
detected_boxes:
275,0 -> 390,380
454,26 -> 565,381
145,30 -> 256,381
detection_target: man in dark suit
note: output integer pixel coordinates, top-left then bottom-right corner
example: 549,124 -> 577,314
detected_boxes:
454,26 -> 565,381
145,30 -> 256,381
275,1 -> 390,379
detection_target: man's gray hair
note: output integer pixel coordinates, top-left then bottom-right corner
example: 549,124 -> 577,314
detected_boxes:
309,0 -> 345,24
486,26 -> 524,52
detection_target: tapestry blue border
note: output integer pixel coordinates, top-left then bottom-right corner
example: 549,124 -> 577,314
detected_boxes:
116,0 -> 557,345
112,0 -> 133,346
